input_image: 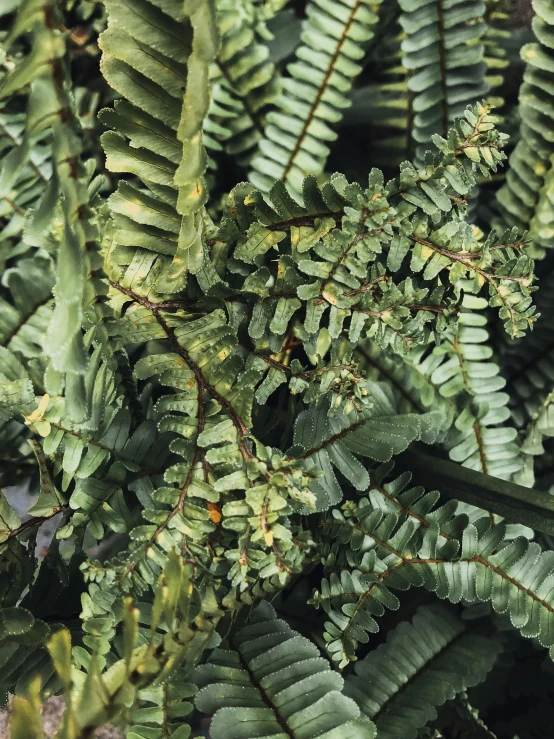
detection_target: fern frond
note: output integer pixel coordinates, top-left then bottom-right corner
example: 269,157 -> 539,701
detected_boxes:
0,604 -> 59,705
195,602 -> 376,739
0,322 -> 172,539
344,604 -> 500,739
293,382 -> 444,510
222,107 -> 533,368
360,287 -> 527,482
249,0 -> 383,199
205,0 -> 280,168
175,0 -> 219,218
402,450 -> 554,538
0,109 -> 51,246
357,342 -> 457,426
437,692 -> 499,739
501,272 -> 554,486
75,284 -> 321,595
529,150 -> 554,257
344,21 -> 412,171
0,1 -> 101,421
0,253 -> 54,363
495,0 -> 554,257
313,463 -> 554,665
483,0 -> 511,113
127,668 -> 197,738
436,293 -> 523,479
99,0 -> 218,294
399,0 -> 490,163
0,543 -> 89,702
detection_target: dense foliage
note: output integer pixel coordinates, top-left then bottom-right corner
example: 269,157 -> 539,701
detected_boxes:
2,0 -> 554,736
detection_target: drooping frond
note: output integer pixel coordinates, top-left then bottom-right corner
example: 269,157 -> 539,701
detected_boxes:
398,0 -> 489,163
0,0 -> 107,421
249,0 -> 383,199
194,602 -> 376,739
344,604 -> 500,739
495,0 -> 554,257
99,0 -> 219,294
58,276 -> 320,598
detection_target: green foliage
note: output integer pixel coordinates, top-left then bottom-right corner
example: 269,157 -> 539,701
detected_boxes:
360,286 -> 526,482
313,463 -> 554,665
346,19 -> 411,170
249,0 -> 383,198
195,602 -> 376,738
399,0 -> 489,163
6,550 -> 221,738
206,0 -> 280,168
482,0 -> 511,113
1,0 -> 554,737
345,604 -> 500,739
501,270 -> 554,486
495,0 -> 554,257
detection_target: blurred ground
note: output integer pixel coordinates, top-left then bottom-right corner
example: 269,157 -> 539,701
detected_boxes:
0,696 -> 123,738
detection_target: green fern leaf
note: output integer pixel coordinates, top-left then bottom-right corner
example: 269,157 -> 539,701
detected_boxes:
292,382 -> 443,509
360,285 -> 529,484
195,603 -> 376,739
205,0 -> 280,168
249,0 -> 383,199
495,0 -> 554,257
399,0 -> 489,163
502,273 -> 554,485
100,0 -> 218,293
314,463 -> 554,665
344,604 -> 501,739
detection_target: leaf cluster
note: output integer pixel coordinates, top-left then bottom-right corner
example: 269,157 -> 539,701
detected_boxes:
1,1 -> 554,738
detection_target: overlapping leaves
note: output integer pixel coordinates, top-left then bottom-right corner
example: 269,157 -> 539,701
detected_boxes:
314,464 -> 554,665
195,602 -> 376,739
